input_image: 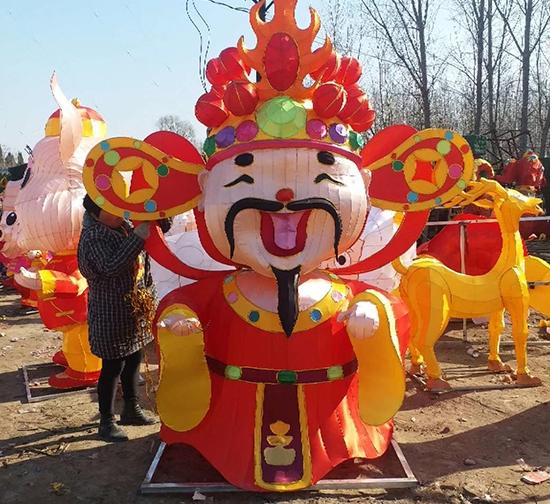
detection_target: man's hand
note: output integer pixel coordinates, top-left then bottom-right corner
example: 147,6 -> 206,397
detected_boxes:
338,301 -> 380,340
158,314 -> 202,336
134,222 -> 151,240
157,218 -> 173,235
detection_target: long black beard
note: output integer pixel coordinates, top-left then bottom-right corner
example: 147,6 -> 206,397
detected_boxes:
271,265 -> 301,337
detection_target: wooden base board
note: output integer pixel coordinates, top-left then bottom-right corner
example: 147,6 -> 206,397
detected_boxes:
140,440 -> 418,494
21,362 -> 95,403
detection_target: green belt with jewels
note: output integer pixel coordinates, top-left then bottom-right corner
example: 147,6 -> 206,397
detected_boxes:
205,356 -> 358,385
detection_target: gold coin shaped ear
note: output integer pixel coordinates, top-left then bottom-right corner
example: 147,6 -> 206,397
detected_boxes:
403,148 -> 448,194
84,136 -> 203,221
368,128 -> 475,213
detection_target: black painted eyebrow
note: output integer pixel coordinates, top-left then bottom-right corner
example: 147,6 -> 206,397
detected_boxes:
314,173 -> 344,186
224,174 -> 255,188
235,153 -> 254,167
317,151 -> 335,165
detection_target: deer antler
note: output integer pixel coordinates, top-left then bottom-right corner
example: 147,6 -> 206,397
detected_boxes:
472,178 -> 508,198
443,178 -> 508,209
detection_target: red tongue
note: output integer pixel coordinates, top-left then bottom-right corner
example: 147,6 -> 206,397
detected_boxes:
260,211 -> 310,257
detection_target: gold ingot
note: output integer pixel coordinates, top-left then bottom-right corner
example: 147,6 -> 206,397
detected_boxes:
263,446 -> 296,467
269,420 -> 290,436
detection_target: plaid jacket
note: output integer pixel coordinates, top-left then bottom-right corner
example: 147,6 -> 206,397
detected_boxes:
77,212 -> 154,359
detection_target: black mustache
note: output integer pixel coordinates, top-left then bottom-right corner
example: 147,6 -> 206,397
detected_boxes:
286,198 -> 342,260
224,197 -> 343,260
225,198 -> 284,259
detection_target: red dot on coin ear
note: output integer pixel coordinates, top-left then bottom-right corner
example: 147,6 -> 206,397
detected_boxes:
86,159 -> 94,166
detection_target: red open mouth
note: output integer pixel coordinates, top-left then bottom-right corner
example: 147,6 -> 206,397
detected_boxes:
260,211 -> 311,257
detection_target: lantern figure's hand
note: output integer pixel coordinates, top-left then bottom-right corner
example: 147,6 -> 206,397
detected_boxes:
158,314 -> 202,336
338,301 -> 380,340
14,267 -> 42,291
26,250 -> 43,260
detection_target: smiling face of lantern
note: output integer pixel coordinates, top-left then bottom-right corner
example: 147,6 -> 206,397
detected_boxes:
201,147 -> 370,277
0,170 -> 29,258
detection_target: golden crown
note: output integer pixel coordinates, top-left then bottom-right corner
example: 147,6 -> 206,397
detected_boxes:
195,0 -> 375,166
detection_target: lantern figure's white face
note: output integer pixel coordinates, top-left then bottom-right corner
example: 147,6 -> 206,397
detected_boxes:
201,148 -> 370,277
0,179 -> 25,258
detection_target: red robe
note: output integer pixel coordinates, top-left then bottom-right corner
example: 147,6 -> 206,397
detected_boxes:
37,253 -> 88,330
155,273 -> 409,491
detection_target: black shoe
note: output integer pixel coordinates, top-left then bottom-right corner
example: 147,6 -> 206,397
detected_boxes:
119,400 -> 157,426
98,415 -> 129,442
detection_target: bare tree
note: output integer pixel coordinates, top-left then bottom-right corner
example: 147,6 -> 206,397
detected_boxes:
319,0 -> 550,164
156,115 -> 198,146
534,40 -> 550,156
4,152 -> 16,168
450,0 -> 488,134
323,0 -> 368,59
484,0 -> 513,160
486,0 -> 503,143
473,0 -> 486,135
494,0 -> 550,152
320,0 -> 421,129
359,0 -> 442,129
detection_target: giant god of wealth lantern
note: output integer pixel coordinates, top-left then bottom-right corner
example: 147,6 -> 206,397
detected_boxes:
83,0 -> 474,491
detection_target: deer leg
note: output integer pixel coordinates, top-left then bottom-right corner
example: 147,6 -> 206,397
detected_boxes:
505,296 -> 542,387
407,307 -> 425,375
406,271 -> 451,390
487,309 -> 512,372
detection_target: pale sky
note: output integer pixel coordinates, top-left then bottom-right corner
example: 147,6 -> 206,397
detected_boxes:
0,0 -> 328,155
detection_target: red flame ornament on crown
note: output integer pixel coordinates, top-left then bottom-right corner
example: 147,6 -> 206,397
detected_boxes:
196,0 -> 375,166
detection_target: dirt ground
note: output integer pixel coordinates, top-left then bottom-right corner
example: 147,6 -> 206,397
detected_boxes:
1,288 -> 549,504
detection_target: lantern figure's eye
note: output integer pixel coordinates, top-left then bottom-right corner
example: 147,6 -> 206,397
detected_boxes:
6,212 -> 17,226
235,153 -> 254,167
314,173 -> 344,186
224,174 -> 255,188
337,252 -> 351,265
317,151 -> 335,165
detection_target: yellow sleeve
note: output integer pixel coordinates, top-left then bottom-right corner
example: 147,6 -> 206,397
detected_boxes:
347,289 -> 406,426
37,269 -> 87,297
156,304 -> 211,432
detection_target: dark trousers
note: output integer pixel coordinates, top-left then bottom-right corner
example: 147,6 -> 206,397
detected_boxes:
97,349 -> 142,416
